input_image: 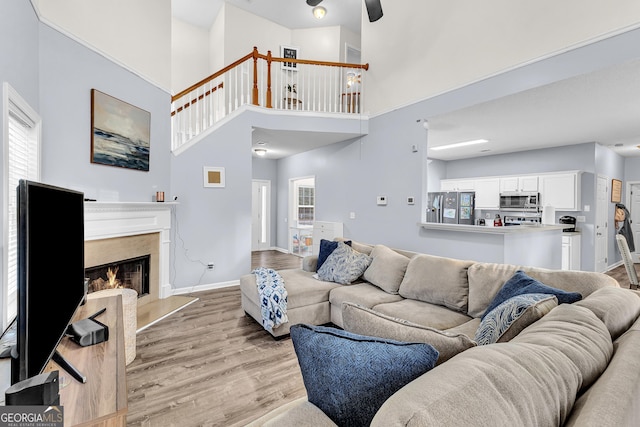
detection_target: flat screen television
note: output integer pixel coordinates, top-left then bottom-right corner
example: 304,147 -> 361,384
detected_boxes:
11,179 -> 86,384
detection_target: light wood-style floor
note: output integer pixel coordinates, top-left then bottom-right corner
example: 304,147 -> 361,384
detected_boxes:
125,251 -> 634,426
126,251 -> 306,427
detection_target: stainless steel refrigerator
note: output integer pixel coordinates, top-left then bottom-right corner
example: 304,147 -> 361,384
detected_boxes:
426,191 -> 475,225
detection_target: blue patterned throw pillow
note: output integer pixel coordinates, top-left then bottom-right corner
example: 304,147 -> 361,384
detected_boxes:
290,324 -> 439,427
482,270 -> 582,320
317,241 -> 371,284
475,293 -> 558,345
316,239 -> 352,271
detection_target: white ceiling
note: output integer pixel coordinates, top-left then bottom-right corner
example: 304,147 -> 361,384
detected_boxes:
251,128 -> 362,159
172,0 -> 362,33
427,58 -> 640,161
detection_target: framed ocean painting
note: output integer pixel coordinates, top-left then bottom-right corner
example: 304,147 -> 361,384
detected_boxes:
91,89 -> 151,171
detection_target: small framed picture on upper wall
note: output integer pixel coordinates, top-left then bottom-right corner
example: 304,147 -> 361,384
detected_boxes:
281,46 -> 299,71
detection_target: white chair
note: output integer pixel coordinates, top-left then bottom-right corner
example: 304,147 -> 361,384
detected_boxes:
616,234 -> 639,289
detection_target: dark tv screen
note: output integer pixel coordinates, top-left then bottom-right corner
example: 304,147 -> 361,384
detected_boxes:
13,180 -> 85,383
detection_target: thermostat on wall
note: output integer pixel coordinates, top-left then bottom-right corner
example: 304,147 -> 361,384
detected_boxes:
377,196 -> 387,206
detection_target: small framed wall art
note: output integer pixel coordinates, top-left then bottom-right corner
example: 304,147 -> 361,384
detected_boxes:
91,89 -> 151,171
203,166 -> 225,188
280,45 -> 299,71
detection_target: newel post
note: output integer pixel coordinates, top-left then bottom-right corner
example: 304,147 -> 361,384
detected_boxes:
252,46 -> 259,106
266,50 -> 273,109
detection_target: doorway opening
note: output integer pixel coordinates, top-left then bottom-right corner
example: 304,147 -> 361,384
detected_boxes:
252,180 -> 271,251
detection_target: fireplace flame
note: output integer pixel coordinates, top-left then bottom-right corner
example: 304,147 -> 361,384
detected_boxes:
106,266 -> 122,288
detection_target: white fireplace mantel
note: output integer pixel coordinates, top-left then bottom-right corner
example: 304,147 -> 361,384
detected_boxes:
84,201 -> 176,299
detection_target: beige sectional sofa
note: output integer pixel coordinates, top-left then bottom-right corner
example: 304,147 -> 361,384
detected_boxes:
241,240 -> 640,425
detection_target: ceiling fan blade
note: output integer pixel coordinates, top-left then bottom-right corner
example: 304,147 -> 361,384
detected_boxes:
306,0 -> 323,6
364,0 -> 383,22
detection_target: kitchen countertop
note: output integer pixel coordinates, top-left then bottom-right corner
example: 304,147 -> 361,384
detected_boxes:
420,222 -> 567,234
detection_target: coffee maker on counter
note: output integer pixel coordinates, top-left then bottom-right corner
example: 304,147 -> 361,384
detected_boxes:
559,215 -> 577,232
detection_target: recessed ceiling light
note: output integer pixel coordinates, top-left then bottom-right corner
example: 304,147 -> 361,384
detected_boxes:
254,148 -> 267,156
430,139 -> 489,151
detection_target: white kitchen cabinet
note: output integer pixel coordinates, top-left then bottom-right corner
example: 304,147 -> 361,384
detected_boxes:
562,234 -> 581,270
312,221 -> 344,255
474,178 -> 500,209
440,179 -> 475,192
540,172 -> 581,211
499,175 -> 539,192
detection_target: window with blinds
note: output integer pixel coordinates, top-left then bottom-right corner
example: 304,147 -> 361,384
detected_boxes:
3,83 -> 41,330
297,186 -> 315,226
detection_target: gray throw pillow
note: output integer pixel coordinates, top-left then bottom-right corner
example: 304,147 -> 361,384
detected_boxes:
363,244 -> 410,294
317,241 -> 372,284
475,293 -> 557,345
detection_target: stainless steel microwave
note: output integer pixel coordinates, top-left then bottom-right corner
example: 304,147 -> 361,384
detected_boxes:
499,192 -> 540,211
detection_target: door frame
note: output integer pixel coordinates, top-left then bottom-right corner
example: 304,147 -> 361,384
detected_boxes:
251,179 -> 271,251
625,181 -> 640,263
595,174 -> 608,272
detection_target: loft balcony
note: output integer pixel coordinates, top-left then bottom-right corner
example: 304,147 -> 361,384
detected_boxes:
170,47 -> 368,151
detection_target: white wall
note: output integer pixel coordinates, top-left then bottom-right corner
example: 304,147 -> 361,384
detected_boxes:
172,17 -> 210,95
292,26 -> 342,62
34,0 -> 171,92
223,3 -> 291,63
209,5 -> 226,74
362,0 -> 640,115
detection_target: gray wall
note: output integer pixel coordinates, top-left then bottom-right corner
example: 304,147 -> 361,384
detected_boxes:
39,25 -> 172,199
0,0 -> 40,325
170,113 -> 253,288
0,4 -> 173,324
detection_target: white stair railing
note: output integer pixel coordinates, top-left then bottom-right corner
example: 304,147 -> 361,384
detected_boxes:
171,47 -> 368,151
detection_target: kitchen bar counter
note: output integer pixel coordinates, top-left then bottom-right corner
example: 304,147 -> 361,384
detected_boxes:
418,222 -> 564,270
420,222 -> 567,234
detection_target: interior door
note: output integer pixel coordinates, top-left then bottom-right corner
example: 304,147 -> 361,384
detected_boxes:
251,180 -> 270,251
595,175 -> 608,272
629,183 -> 640,262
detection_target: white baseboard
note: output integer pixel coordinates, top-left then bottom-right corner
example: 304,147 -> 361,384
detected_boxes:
605,260 -> 624,272
171,279 -> 240,295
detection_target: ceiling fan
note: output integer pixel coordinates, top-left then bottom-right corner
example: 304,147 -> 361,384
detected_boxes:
306,0 -> 383,23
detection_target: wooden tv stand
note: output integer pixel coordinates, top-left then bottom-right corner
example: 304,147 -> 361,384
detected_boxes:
43,294 -> 127,426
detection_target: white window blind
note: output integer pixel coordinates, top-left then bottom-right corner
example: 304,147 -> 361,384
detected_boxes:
3,83 -> 40,330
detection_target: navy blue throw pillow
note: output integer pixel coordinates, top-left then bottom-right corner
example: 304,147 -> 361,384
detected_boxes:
482,270 -> 582,320
317,239 -> 351,271
290,324 -> 439,427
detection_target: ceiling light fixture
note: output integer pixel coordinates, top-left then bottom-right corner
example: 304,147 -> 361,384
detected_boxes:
430,139 -> 489,151
313,6 -> 326,19
254,148 -> 267,156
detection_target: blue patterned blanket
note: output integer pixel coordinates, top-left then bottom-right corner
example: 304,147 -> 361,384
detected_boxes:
252,267 -> 288,332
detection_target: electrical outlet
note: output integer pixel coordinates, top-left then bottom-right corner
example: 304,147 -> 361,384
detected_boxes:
576,216 -> 586,223
349,212 -> 356,219
377,196 -> 387,206
207,262 -> 214,269
407,197 -> 415,205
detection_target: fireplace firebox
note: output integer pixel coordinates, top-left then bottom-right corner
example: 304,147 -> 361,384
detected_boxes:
85,255 -> 150,297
